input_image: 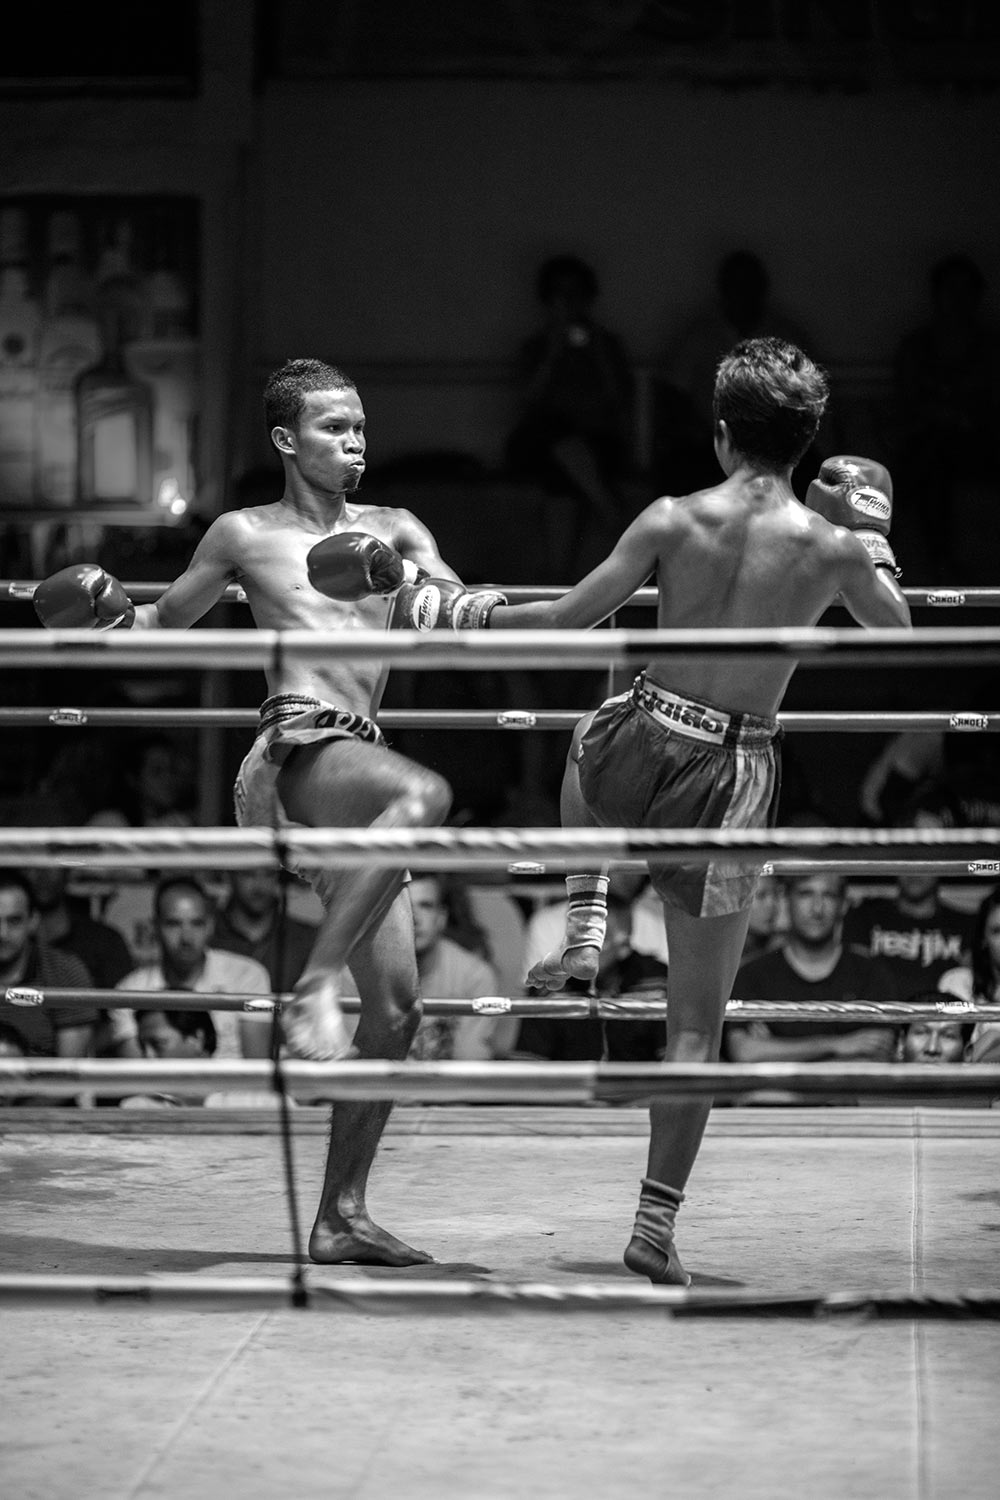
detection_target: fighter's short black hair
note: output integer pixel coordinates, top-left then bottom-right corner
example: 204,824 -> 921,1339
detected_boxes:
263,358 -> 357,435
713,336 -> 828,470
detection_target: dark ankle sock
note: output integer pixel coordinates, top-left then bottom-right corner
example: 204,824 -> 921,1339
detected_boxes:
623,1177 -> 691,1287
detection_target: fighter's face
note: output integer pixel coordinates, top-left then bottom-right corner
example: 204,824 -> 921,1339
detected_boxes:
902,1021 -> 967,1065
0,889 -> 35,968
277,388 -> 366,495
156,891 -> 212,975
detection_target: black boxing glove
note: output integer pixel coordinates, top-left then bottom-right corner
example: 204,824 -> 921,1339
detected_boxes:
33,564 -> 135,630
307,531 -> 426,601
805,456 -> 900,578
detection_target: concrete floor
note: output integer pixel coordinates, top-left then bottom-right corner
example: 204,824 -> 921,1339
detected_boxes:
1,1107 -> 999,1500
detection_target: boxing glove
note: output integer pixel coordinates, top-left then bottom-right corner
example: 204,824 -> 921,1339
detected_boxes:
389,578 -> 508,631
805,456 -> 901,577
307,531 -> 426,601
33,564 -> 135,630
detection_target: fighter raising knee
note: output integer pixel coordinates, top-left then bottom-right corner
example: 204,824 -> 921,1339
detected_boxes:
33,357 -> 507,1266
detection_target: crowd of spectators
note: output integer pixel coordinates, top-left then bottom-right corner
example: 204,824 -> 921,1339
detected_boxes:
1,835 -> 996,1107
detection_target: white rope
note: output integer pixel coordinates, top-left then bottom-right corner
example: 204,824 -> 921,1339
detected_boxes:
0,825 -> 997,870
2,625 -> 999,671
0,1272 -> 995,1318
1,1059 -> 998,1101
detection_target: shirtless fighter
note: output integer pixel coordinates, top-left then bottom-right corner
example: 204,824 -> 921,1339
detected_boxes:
313,337 -> 911,1283
33,357 -> 505,1267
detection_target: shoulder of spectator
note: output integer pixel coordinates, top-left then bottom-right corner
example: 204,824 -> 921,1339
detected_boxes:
206,948 -> 272,993
936,965 -> 973,1001
439,935 -> 499,991
117,964 -> 162,992
37,942 -> 93,989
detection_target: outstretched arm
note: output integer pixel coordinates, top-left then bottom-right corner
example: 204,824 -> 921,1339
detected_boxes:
490,506 -> 665,630
132,515 -> 242,630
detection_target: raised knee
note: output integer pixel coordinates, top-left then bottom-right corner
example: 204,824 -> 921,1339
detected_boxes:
400,769 -> 451,827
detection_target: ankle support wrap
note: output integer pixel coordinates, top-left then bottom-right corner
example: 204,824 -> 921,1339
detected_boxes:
563,874 -> 609,953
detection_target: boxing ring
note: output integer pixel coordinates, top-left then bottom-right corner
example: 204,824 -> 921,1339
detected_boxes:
2,589 -> 1000,1500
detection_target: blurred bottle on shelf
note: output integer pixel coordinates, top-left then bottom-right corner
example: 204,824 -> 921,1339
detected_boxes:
128,206 -> 199,517
35,210 -> 101,506
76,215 -> 153,506
0,205 -> 41,506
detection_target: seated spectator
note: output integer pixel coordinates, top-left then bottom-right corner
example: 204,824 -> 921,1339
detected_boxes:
936,884 -> 1000,1065
340,874 -> 504,1061
843,796 -> 975,999
899,1014 -> 972,1066
213,868 -> 317,993
27,864 -> 137,1058
740,871 -> 783,963
859,732 -> 1000,832
117,876 -> 272,1066
514,891 -> 668,1062
89,734 -> 195,831
727,873 -> 898,1097
506,253 -> 635,577
0,873 -> 97,1102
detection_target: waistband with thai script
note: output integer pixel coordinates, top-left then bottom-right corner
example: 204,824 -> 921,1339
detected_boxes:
631,675 -> 777,748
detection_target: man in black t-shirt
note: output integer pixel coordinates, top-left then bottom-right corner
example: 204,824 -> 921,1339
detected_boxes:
213,868 -> 316,993
728,873 -> 897,1073
842,803 -> 975,999
29,866 -> 137,1057
0,872 -> 97,1056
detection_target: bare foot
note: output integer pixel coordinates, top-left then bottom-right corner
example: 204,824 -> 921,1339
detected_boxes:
623,1234 -> 691,1287
309,1215 -> 434,1267
526,943 -> 600,993
281,975 -> 353,1061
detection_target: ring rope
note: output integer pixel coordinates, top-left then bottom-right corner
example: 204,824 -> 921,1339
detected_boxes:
2,625 -> 999,672
5,985 -> 997,1024
1,1058 -> 998,1101
6,581 -> 1000,609
1,707 -> 996,734
0,1272 -> 995,1320
1,825 -> 998,870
